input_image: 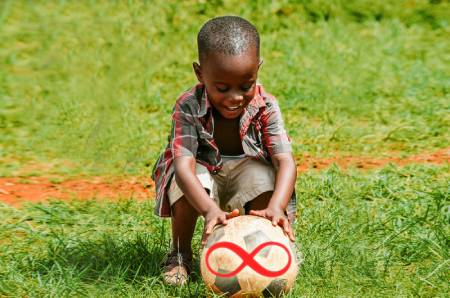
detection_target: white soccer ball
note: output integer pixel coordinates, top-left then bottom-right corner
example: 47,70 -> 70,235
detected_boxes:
200,215 -> 300,297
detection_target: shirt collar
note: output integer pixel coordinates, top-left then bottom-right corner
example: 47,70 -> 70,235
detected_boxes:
197,84 -> 210,117
248,84 -> 266,110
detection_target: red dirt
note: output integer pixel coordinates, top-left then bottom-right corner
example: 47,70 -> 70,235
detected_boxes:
296,147 -> 449,171
0,148 -> 448,207
0,176 -> 154,207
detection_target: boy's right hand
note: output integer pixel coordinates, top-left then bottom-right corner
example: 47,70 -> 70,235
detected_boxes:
201,207 -> 239,246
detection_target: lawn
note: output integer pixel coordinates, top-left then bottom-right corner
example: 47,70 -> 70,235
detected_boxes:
1,165 -> 448,296
0,1 -> 449,297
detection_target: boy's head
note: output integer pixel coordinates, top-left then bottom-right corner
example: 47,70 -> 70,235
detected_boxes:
194,16 -> 262,119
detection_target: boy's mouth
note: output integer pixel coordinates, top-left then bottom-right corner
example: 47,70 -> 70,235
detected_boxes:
226,104 -> 243,111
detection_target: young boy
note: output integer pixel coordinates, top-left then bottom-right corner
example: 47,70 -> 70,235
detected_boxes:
152,16 -> 297,285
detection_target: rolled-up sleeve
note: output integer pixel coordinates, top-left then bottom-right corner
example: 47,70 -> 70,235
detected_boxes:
260,100 -> 292,156
170,104 -> 198,158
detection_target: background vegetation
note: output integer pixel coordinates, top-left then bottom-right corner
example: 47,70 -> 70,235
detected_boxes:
0,0 -> 449,297
1,0 -> 448,176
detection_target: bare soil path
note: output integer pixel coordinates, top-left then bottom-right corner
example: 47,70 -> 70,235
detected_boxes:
1,148 -> 448,207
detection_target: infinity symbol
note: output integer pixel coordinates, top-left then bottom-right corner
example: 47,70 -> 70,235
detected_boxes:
205,241 -> 292,278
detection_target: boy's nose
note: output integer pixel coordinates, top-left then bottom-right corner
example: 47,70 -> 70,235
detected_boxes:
230,92 -> 244,102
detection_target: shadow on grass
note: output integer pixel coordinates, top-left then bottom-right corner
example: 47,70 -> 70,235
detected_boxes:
31,233 -> 168,282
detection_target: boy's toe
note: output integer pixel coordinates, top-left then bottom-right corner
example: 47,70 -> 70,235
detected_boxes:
163,265 -> 189,286
162,251 -> 192,286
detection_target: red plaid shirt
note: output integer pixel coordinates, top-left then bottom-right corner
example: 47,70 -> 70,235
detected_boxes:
152,83 -> 296,217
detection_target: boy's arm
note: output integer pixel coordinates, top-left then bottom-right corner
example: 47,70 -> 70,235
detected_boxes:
268,152 -> 297,213
174,156 -> 239,244
170,100 -> 239,245
249,152 -> 296,241
249,97 -> 296,241
174,156 -> 216,215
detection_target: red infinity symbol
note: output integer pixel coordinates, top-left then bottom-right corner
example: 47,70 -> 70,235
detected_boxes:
205,241 -> 292,278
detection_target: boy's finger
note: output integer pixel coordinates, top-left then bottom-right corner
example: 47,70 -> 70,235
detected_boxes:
283,218 -> 295,241
282,218 -> 290,233
219,215 -> 228,225
282,219 -> 294,241
205,220 -> 216,235
249,209 -> 263,217
226,209 -> 239,219
202,229 -> 212,245
272,217 -> 278,226
202,236 -> 210,246
201,231 -> 208,245
289,229 -> 295,242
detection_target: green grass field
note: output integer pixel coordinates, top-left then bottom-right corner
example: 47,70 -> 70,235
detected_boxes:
0,1 -> 449,297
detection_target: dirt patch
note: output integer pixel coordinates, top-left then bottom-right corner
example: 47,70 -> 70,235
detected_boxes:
296,148 -> 449,172
0,148 -> 448,207
0,176 -> 154,207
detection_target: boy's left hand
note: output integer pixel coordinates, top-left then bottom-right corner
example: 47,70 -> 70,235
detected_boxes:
249,207 -> 295,242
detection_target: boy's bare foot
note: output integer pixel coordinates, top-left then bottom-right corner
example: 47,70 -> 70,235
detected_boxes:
163,250 -> 192,286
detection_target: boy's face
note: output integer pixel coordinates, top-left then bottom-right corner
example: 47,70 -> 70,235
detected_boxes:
193,47 -> 261,119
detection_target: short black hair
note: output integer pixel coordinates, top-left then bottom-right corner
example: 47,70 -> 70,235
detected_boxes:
197,16 -> 260,63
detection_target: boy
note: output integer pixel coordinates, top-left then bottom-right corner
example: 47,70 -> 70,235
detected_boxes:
152,16 -> 297,285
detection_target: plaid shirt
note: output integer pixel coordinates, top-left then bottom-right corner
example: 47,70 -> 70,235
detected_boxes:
152,83 -> 296,217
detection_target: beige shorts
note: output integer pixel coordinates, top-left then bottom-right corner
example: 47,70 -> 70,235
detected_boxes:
167,157 -> 275,214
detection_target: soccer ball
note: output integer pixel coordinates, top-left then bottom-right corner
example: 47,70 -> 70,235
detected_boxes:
200,215 -> 300,297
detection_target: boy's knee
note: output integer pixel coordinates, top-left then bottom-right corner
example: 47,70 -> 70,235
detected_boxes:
171,196 -> 199,217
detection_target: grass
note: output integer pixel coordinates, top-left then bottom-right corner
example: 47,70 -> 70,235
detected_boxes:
0,0 -> 448,176
0,0 -> 449,297
0,164 -> 448,297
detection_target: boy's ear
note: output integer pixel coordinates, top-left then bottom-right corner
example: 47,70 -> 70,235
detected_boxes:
193,62 -> 204,83
258,58 -> 264,69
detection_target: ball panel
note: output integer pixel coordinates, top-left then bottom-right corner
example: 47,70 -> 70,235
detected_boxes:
262,278 -> 288,297
214,268 -> 241,296
243,230 -> 271,258
205,225 -> 225,248
234,271 -> 272,295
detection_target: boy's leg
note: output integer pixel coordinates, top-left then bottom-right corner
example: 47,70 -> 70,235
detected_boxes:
245,191 -> 295,224
164,195 -> 198,286
245,191 -> 272,212
167,162 -> 214,254
221,158 -> 296,225
164,163 -> 215,285
171,195 -> 199,255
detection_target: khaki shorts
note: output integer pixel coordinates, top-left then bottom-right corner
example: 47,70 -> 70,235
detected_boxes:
167,157 -> 275,214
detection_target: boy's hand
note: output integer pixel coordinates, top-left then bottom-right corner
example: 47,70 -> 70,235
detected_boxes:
249,207 -> 295,242
202,207 -> 239,246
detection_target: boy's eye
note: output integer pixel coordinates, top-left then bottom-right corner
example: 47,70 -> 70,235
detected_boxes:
216,86 -> 229,93
241,82 -> 255,92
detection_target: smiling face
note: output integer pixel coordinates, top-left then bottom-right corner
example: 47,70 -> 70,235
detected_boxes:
193,46 -> 261,119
